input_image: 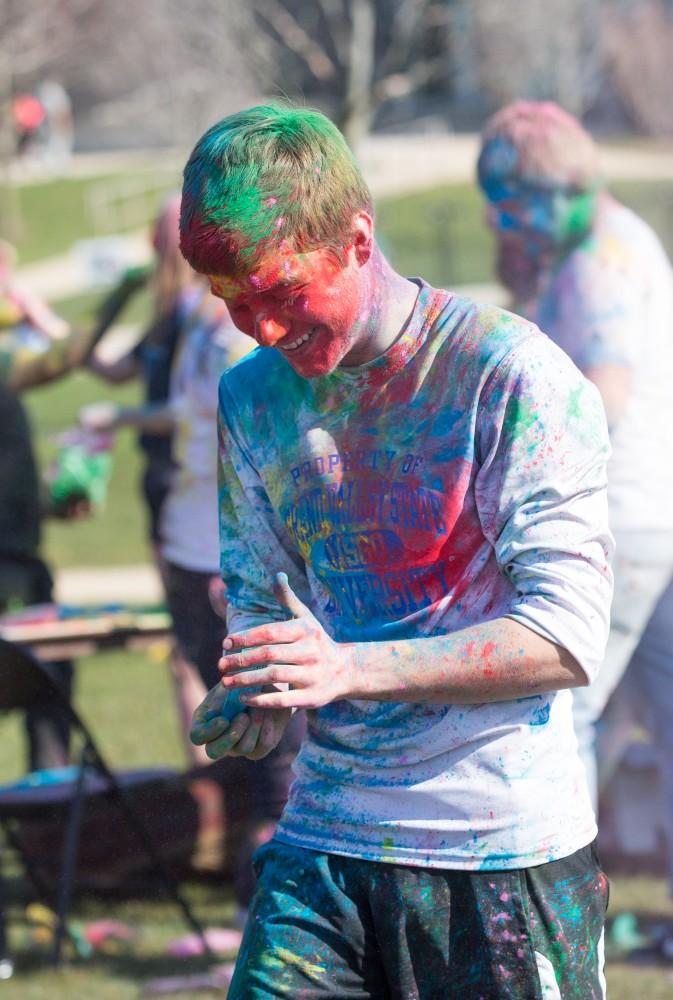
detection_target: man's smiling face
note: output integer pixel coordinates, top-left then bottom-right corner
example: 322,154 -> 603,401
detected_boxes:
207,240 -> 368,379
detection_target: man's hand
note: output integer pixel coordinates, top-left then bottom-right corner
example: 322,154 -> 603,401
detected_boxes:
190,679 -> 292,761
79,401 -> 121,433
217,573 -> 354,710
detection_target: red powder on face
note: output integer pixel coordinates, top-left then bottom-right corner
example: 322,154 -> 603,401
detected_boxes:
208,246 -> 365,377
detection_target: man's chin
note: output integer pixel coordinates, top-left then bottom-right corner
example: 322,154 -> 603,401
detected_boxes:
284,353 -> 338,378
279,337 -> 344,378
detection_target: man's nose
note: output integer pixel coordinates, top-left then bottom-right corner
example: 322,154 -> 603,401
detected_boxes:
255,314 -> 291,347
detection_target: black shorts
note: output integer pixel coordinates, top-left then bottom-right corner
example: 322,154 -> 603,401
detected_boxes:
141,462 -> 174,544
163,560 -> 224,689
228,839 -> 609,1000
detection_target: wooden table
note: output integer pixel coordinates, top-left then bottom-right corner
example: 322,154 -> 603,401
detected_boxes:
0,605 -> 173,660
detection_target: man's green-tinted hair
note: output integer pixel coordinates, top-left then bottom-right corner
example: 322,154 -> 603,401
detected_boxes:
180,103 -> 373,276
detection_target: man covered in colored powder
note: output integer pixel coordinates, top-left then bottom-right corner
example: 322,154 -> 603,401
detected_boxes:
182,104 -> 613,998
478,101 -> 673,936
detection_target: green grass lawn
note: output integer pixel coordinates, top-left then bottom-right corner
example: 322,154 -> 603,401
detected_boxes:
6,170 -> 179,264
378,182 -> 497,288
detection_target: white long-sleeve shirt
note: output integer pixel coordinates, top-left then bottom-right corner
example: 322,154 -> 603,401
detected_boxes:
216,281 -> 613,869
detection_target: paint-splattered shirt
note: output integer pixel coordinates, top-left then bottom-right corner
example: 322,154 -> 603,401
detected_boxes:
217,281 -> 612,869
526,195 -> 673,534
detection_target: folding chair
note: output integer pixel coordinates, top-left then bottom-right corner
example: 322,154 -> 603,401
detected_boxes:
0,637 -> 213,968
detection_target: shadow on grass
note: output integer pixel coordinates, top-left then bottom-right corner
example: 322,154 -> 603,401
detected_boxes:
606,909 -> 673,969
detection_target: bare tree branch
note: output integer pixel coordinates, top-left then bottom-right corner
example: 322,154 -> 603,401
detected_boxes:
456,0 -> 606,117
255,0 -> 338,82
340,0 -> 377,142
374,55 -> 448,102
378,0 -> 427,77
313,0 -> 351,66
244,0 -> 450,147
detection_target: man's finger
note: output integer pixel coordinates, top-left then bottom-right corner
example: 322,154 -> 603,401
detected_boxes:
227,710 -> 263,756
205,712 -> 251,759
244,711 -> 287,760
190,683 -> 231,744
240,688 -> 305,710
190,715 -> 229,745
274,571 -> 311,619
220,664 -> 294,689
223,619 -> 304,651
220,642 -> 312,674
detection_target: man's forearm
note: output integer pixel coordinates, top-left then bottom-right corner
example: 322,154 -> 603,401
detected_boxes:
218,577 -> 589,712
344,617 -> 586,704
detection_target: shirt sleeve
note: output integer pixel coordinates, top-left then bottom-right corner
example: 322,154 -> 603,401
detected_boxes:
475,333 -> 614,682
218,377 -> 312,634
561,244 -> 642,371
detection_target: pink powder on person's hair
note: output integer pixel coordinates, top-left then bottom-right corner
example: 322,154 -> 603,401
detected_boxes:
481,100 -> 601,190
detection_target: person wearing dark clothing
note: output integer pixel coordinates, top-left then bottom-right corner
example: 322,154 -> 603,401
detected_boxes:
0,240 -> 109,768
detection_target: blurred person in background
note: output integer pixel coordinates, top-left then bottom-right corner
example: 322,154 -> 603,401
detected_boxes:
34,79 -> 74,169
87,193 -> 190,577
0,238 -> 109,769
86,195 -> 254,765
11,92 -> 46,160
478,101 -> 673,934
84,257 -> 239,762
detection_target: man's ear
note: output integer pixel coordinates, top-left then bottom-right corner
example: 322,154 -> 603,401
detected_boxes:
349,212 -> 374,267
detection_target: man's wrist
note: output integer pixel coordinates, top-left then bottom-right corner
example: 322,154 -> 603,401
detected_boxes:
338,641 -> 365,700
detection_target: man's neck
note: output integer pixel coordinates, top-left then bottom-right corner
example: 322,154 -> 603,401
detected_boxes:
341,247 -> 419,367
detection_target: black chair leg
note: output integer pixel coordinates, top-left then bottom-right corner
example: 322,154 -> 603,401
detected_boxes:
52,748 -> 88,967
0,852 -> 13,980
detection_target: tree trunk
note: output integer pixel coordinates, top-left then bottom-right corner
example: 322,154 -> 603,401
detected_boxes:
338,0 -> 376,150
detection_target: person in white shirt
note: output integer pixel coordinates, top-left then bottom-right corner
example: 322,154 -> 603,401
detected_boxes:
478,99 -> 673,909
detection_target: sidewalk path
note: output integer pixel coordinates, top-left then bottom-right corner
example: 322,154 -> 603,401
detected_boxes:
55,563 -> 164,606
360,133 -> 673,196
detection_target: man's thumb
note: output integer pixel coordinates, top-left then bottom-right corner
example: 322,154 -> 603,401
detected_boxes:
274,572 -> 309,619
